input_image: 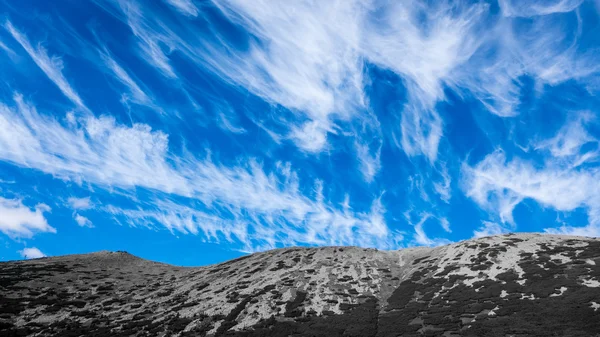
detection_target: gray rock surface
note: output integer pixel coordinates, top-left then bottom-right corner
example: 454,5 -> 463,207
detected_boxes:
1,233 -> 600,336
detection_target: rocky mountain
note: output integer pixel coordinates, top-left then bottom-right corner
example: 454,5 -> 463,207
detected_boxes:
1,233 -> 600,336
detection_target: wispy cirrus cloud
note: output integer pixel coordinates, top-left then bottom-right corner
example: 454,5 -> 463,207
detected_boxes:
535,112 -> 599,163
4,14 -> 161,114
0,39 -> 15,57
2,0 -> 600,259
204,0 -> 367,152
463,151 -> 599,223
91,0 -> 599,223
97,0 -> 364,154
214,101 -> 247,134
4,21 -> 87,110
107,191 -> 395,252
355,141 -> 382,183
96,0 -> 484,218
498,0 -> 584,17
208,0 -> 482,159
98,48 -> 154,108
459,2 -> 599,117
0,94 -> 397,250
0,94 -> 182,193
116,0 -> 178,79
433,163 -> 452,203
403,209 -> 452,247
90,0 -> 600,160
165,0 -> 199,17
473,221 -> 511,238
463,113 -> 600,236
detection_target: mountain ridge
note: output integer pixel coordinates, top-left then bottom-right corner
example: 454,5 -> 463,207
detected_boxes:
8,232 -> 590,266
2,233 -> 600,336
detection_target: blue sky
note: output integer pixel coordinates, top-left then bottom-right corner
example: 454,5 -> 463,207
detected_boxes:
1,0 -> 600,266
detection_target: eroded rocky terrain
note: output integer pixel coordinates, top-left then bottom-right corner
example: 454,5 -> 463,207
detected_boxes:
1,233 -> 600,336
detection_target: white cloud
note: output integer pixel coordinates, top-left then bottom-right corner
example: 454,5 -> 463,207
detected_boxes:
404,211 -> 451,247
74,213 -> 93,228
4,20 -> 87,110
205,0 -> 366,152
362,1 -> 485,102
217,112 -> 246,134
460,7 -> 600,117
106,189 -> 395,252
499,0 -> 583,17
360,1 -> 485,160
289,121 -> 331,153
545,223 -> 600,237
535,112 -> 598,164
398,103 -> 444,163
214,102 -> 247,134
463,151 -> 599,219
355,141 -> 381,183
0,40 -> 9,52
99,48 -> 154,108
433,163 -> 452,203
0,197 -> 55,238
208,0 -> 483,158
463,114 -> 600,236
0,40 -> 16,57
102,0 -> 600,165
0,94 -> 397,250
165,0 -> 199,17
109,0 -> 362,153
117,0 -> 178,79
473,221 -> 511,238
0,94 -> 187,193
19,247 -> 46,259
4,0 -> 598,249
87,0 -> 600,172
440,217 -> 451,233
68,197 -> 93,210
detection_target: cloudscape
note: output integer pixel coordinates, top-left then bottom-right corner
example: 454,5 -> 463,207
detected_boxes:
0,0 -> 599,265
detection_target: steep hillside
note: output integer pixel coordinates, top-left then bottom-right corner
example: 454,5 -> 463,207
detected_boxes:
1,233 -> 600,336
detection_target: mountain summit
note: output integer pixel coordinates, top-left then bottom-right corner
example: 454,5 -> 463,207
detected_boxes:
1,233 -> 600,336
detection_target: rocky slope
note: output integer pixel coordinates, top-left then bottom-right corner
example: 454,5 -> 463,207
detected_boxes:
1,233 -> 600,336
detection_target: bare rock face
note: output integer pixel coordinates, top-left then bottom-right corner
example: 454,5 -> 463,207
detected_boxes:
1,233 -> 600,336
